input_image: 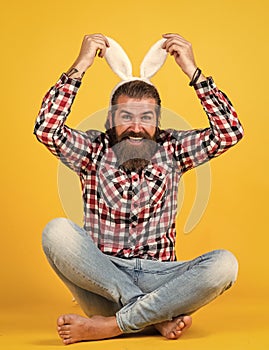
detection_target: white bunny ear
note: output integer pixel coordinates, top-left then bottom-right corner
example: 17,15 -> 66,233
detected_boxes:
104,37 -> 133,81
140,38 -> 168,80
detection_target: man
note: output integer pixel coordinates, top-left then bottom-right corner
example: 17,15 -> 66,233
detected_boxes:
34,33 -> 244,344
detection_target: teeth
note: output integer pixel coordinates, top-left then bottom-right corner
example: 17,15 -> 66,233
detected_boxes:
129,137 -> 143,141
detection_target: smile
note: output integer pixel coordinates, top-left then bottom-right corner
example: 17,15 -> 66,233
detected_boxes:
127,136 -> 144,144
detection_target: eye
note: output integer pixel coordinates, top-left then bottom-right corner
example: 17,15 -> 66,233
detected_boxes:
121,114 -> 132,121
141,115 -> 153,123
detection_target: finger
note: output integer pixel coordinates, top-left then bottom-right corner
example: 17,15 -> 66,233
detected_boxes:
165,42 -> 178,52
162,33 -> 178,36
162,33 -> 187,41
87,40 -> 107,58
90,33 -> 110,47
92,37 -> 109,57
98,44 -> 108,58
83,34 -> 109,52
104,36 -> 110,47
164,42 -> 183,55
164,39 -> 191,55
163,36 -> 188,47
162,35 -> 189,49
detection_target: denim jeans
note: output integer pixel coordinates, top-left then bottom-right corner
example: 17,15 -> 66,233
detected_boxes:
42,217 -> 238,333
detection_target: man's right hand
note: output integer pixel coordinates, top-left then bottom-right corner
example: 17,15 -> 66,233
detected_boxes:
67,34 -> 110,79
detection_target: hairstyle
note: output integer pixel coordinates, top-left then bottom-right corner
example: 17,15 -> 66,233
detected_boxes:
106,80 -> 161,142
111,80 -> 161,118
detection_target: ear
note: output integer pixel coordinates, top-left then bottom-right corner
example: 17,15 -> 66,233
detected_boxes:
105,111 -> 113,130
140,38 -> 168,80
104,37 -> 133,81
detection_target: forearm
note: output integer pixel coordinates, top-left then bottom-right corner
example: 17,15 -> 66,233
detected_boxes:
174,77 -> 244,173
34,74 -> 81,149
34,74 -> 93,173
35,32 -> 109,141
194,77 -> 244,151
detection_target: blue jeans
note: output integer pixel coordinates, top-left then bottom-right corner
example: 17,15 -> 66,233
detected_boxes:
42,218 -> 238,333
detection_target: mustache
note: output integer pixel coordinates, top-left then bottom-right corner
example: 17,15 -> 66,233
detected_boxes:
118,131 -> 153,142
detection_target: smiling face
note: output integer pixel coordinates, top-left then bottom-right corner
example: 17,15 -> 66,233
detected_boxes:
114,95 -> 158,142
110,95 -> 159,172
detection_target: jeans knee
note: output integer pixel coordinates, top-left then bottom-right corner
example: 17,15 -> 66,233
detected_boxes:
42,217 -> 71,252
211,249 -> 239,288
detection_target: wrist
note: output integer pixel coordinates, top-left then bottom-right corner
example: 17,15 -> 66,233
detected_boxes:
183,64 -> 198,80
66,67 -> 85,80
66,56 -> 93,79
196,73 -> 207,84
189,67 -> 207,86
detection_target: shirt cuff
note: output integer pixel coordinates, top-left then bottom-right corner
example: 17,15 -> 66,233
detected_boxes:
193,77 -> 218,100
62,72 -> 82,85
53,73 -> 82,94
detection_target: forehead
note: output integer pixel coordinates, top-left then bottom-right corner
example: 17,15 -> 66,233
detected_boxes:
115,95 -> 157,114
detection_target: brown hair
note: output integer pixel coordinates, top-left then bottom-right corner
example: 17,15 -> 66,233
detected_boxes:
111,80 -> 161,117
106,80 -> 161,140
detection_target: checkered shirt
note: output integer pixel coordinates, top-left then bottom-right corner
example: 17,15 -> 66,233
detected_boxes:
34,74 -> 244,261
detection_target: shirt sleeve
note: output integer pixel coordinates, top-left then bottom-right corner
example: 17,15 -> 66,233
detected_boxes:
172,77 -> 244,173
34,74 -> 92,174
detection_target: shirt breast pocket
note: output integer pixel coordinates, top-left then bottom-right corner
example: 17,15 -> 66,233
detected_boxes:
97,166 -> 130,210
144,166 -> 171,210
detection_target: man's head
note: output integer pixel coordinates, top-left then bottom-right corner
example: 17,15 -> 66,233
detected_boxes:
106,80 -> 161,172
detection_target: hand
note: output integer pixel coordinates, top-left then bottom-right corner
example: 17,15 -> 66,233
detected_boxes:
68,34 -> 110,77
162,33 -> 201,80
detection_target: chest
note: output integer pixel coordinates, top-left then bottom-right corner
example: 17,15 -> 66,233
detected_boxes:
82,162 -> 179,211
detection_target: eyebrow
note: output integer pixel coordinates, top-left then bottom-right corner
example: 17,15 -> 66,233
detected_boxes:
119,110 -> 133,115
119,110 -> 154,116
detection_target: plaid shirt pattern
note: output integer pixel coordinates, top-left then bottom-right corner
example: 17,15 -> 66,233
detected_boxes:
34,74 -> 243,261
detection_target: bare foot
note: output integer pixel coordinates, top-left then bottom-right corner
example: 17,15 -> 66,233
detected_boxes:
57,314 -> 122,345
154,315 -> 192,340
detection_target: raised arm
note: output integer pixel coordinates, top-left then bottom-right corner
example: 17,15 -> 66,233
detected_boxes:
34,34 -> 110,173
162,33 -> 244,172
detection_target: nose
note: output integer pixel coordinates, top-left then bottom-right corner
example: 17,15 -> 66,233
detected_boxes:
129,120 -> 142,133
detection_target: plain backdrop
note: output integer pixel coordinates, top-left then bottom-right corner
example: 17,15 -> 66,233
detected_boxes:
1,0 -> 268,313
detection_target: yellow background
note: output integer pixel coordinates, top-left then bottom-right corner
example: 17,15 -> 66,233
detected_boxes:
1,0 -> 268,348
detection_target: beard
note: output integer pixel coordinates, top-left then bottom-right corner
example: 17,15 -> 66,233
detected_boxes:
108,128 -> 158,172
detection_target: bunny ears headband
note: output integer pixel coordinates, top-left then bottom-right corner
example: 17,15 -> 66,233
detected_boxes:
104,37 -> 168,95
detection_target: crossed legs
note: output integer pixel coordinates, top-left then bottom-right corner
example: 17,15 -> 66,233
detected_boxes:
42,218 -> 238,344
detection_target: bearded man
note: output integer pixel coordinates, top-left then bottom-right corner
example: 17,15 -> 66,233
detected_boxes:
34,33 -> 243,344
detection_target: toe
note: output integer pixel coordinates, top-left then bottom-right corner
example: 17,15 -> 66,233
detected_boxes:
168,330 -> 182,340
57,315 -> 65,327
182,316 -> 192,329
63,337 -> 72,345
57,314 -> 73,327
168,332 -> 176,339
177,320 -> 185,329
174,330 -> 182,339
59,330 -> 71,336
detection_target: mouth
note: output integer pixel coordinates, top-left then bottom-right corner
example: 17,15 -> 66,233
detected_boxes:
127,136 -> 144,144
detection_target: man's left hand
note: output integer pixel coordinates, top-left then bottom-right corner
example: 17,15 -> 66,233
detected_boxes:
162,33 -> 202,81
